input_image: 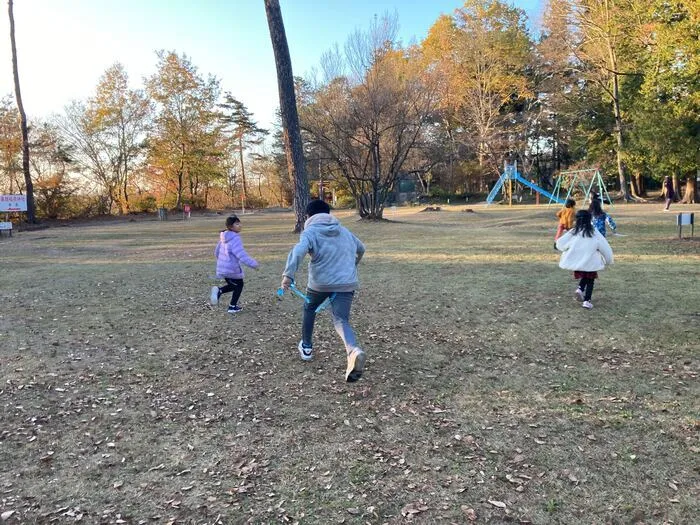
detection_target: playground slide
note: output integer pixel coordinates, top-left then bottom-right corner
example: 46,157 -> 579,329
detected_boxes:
486,177 -> 506,204
513,173 -> 565,204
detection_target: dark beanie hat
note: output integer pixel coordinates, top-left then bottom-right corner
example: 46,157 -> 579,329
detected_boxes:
306,199 -> 330,217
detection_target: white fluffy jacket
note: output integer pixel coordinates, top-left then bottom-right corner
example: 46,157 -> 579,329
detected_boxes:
556,229 -> 614,271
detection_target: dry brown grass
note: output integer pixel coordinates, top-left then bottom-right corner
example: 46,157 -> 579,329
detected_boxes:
1,202 -> 698,524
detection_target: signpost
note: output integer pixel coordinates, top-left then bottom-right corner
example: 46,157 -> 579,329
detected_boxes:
0,195 -> 27,237
677,213 -> 694,239
0,194 -> 27,212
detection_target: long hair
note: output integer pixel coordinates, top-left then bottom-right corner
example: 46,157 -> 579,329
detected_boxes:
589,198 -> 604,218
573,210 -> 594,237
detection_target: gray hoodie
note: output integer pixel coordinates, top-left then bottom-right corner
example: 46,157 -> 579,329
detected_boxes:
283,213 -> 365,292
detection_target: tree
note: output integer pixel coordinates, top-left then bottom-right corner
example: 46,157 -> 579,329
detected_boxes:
0,96 -> 21,193
264,0 -> 309,232
543,0 -> 647,201
626,0 -> 698,203
219,94 -> 267,202
8,0 -> 36,222
56,64 -> 151,214
86,64 -> 151,213
29,122 -> 76,219
422,0 -> 534,189
146,51 -> 224,209
301,13 -> 436,219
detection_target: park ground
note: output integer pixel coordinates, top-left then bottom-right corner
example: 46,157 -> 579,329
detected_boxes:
0,202 -> 698,524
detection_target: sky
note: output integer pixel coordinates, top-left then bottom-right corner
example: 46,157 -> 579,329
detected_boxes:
1,0 -> 544,130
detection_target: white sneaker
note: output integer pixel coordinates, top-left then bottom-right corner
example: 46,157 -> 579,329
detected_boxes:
345,347 -> 366,383
210,286 -> 220,305
298,340 -> 313,361
582,301 -> 593,309
575,288 -> 584,302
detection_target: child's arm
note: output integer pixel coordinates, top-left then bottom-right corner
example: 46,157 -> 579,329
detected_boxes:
230,236 -> 258,268
555,231 -> 572,251
354,235 -> 366,265
214,241 -> 221,258
606,215 -> 617,232
282,232 -> 312,282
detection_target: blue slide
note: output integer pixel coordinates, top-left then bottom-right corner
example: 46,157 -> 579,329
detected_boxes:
513,173 -> 565,204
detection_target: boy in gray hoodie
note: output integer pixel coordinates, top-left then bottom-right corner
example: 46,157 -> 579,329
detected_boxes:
281,200 -> 366,382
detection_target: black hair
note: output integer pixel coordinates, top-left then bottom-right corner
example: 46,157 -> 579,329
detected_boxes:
225,215 -> 240,228
565,198 -> 576,208
573,210 -> 594,237
305,199 -> 330,217
588,198 -> 604,217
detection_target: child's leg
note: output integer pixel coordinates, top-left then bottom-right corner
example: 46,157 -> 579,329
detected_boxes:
578,278 -> 587,292
225,278 -> 244,306
582,277 -> 595,301
301,289 -> 332,347
219,280 -> 235,296
555,224 -> 566,240
328,292 -> 359,354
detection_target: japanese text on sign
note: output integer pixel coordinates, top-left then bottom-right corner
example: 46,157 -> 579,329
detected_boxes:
0,194 -> 27,212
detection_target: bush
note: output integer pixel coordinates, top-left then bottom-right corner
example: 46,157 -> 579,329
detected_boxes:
133,195 -> 157,213
334,194 -> 356,209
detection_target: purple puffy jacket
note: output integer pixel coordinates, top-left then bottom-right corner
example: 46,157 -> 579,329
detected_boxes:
214,231 -> 258,279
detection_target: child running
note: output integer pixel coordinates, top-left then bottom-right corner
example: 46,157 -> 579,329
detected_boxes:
210,215 -> 259,313
589,198 -> 617,237
280,199 -> 366,382
556,209 -> 614,310
554,198 -> 576,248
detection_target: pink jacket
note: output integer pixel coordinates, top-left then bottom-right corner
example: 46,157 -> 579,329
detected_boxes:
214,231 -> 258,279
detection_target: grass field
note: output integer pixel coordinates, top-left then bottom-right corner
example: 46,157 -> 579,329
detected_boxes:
1,202 -> 698,524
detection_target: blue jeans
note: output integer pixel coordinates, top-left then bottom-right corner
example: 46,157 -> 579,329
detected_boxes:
302,290 -> 357,353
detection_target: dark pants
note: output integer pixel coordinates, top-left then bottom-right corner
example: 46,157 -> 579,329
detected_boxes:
302,290 -> 357,353
219,278 -> 243,307
578,277 -> 595,301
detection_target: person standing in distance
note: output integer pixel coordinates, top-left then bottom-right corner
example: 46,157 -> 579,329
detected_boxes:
663,176 -> 675,211
280,199 -> 366,382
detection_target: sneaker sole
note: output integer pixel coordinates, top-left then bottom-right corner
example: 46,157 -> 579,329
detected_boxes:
346,350 -> 366,383
210,287 -> 219,305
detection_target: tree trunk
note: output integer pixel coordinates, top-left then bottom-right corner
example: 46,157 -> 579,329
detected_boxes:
611,73 -> 630,202
629,172 -> 647,199
238,134 -> 248,200
8,0 -> 36,223
679,174 -> 696,204
264,0 -> 308,233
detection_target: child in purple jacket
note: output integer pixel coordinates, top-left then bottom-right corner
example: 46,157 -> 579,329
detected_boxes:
210,215 -> 259,313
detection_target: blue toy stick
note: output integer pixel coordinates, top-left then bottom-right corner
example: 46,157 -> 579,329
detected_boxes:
276,283 -> 335,313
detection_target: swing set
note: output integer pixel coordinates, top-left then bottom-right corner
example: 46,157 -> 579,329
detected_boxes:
551,168 -> 614,208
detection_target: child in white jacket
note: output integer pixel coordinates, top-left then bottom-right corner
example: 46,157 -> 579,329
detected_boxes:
556,210 -> 614,309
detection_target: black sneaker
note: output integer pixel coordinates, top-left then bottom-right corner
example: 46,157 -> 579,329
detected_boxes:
227,305 -> 242,314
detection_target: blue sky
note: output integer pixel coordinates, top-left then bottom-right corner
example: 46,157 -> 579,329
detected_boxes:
1,0 -> 544,129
